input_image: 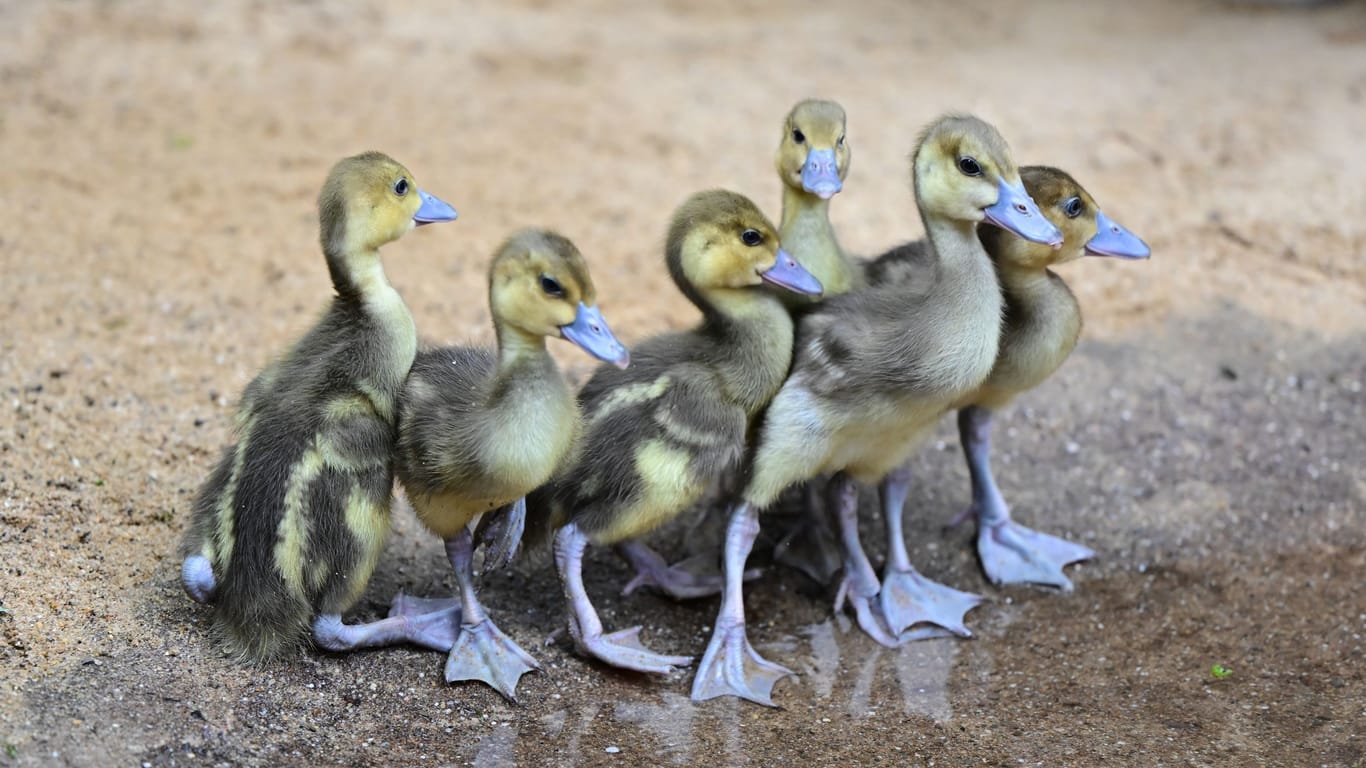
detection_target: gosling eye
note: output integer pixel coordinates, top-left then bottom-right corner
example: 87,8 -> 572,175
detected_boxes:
957,157 -> 982,177
740,229 -> 763,247
1062,196 -> 1083,219
836,134 -> 846,148
792,129 -> 805,144
393,177 -> 410,196
540,275 -> 565,297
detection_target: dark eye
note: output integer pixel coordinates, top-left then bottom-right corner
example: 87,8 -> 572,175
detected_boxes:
792,129 -> 805,144
540,275 -> 565,297
741,229 -> 763,247
836,135 -> 845,147
1062,197 -> 1083,218
957,157 -> 982,177
393,178 -> 409,196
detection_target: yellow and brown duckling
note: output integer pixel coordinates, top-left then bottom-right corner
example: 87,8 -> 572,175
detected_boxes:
763,98 -> 866,584
943,166 -> 1148,589
178,151 -> 458,660
387,229 -> 627,702
660,99 -> 859,593
526,189 -> 821,675
693,115 -> 1063,705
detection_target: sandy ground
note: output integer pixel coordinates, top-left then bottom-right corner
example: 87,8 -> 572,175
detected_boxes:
2,0 -> 1364,765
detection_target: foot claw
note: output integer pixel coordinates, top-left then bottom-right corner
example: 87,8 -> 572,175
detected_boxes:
691,622 -> 794,706
879,568 -> 983,637
576,625 -> 693,674
445,619 -> 541,702
980,520 -> 1094,591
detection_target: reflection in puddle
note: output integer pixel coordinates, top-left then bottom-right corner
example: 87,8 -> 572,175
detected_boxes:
513,619 -> 963,765
892,635 -> 956,723
473,722 -> 519,768
789,619 -> 958,722
614,693 -> 695,765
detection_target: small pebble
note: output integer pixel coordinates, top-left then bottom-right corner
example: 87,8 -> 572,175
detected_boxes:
605,746 -> 621,754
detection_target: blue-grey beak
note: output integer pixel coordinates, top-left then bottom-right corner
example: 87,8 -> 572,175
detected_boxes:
562,303 -> 629,369
801,148 -> 842,199
760,248 -> 824,297
1085,210 -> 1150,259
983,177 -> 1063,247
413,188 -> 458,225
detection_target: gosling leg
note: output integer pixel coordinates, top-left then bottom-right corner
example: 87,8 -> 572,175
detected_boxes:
555,523 -> 692,674
959,406 -> 1094,591
878,463 -> 982,638
442,528 -> 541,702
691,501 -> 794,706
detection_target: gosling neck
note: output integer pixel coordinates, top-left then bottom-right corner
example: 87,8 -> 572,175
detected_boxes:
923,215 -> 991,275
993,260 -> 1055,298
493,321 -> 552,371
780,184 -> 833,234
325,238 -> 393,304
696,285 -> 795,415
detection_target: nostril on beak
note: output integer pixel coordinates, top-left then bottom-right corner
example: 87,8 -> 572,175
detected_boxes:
1015,203 -> 1028,214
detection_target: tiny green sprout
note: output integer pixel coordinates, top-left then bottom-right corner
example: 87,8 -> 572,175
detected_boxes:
169,134 -> 194,151
94,478 -> 105,487
1211,664 -> 1232,679
3,742 -> 16,760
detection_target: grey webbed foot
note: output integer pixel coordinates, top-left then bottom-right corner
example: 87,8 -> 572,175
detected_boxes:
879,567 -> 982,637
387,592 -> 460,619
691,619 -> 794,706
572,624 -> 693,674
446,618 -> 541,702
312,608 -> 460,653
979,520 -> 1094,591
618,541 -> 758,600
834,575 -> 950,647
181,554 -> 216,604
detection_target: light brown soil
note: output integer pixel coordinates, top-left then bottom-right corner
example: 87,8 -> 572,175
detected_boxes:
1,0 -> 1363,766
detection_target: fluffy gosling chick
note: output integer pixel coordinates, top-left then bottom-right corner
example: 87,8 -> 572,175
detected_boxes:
391,229 -> 627,702
528,189 -> 821,676
179,151 -> 457,661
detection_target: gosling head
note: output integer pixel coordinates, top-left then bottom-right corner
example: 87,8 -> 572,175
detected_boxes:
318,151 -> 457,256
982,166 -> 1151,270
912,115 -> 1062,247
489,228 -> 629,368
666,189 -> 823,301
775,99 -> 849,200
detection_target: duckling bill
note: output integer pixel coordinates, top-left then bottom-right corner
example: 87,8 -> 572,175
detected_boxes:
389,229 -> 626,702
178,151 -> 458,661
